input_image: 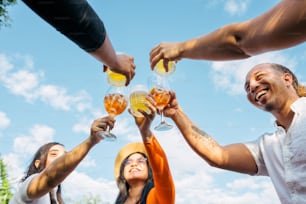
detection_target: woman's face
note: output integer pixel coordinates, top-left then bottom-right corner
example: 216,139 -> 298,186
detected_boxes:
45,144 -> 66,167
123,153 -> 148,184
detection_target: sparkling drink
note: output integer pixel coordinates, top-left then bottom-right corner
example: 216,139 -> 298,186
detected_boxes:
154,59 -> 176,77
104,93 -> 127,116
129,85 -> 150,117
147,75 -> 173,131
150,86 -> 170,110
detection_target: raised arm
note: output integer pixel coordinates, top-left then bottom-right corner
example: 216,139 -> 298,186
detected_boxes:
164,91 -> 257,175
131,96 -> 175,203
22,0 -> 135,85
27,116 -> 115,199
150,0 -> 306,69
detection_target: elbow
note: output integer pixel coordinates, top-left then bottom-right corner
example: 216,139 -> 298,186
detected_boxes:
206,159 -> 224,169
201,151 -> 227,169
217,24 -> 252,59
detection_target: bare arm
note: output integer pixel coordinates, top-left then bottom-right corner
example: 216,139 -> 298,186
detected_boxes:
27,116 -> 115,199
22,0 -> 135,85
150,0 -> 306,69
164,92 -> 257,174
91,35 -> 136,86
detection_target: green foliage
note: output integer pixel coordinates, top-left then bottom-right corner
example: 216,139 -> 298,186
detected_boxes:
0,0 -> 17,28
0,157 -> 13,204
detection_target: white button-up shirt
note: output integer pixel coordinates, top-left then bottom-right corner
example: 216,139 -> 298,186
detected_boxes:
245,97 -> 306,204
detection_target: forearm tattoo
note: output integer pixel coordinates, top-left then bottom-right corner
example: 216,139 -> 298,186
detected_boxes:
191,125 -> 217,148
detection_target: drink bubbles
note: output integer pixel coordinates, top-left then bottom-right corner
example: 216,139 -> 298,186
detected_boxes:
129,84 -> 151,117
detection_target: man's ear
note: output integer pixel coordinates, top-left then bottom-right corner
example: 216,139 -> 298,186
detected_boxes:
34,160 -> 40,169
283,72 -> 293,86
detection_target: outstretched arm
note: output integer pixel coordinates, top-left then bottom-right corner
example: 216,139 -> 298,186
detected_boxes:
27,116 -> 115,199
164,91 -> 257,175
150,0 -> 306,69
22,0 -> 135,85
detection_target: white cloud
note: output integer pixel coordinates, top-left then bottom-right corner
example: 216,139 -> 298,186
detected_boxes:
72,117 -> 93,134
0,111 -> 10,129
63,171 -> 117,203
224,0 -> 249,16
3,153 -> 25,189
0,53 -> 93,112
210,52 -> 297,95
37,85 -> 92,111
79,156 -> 97,168
0,54 -> 14,75
13,124 -> 55,155
2,69 -> 41,101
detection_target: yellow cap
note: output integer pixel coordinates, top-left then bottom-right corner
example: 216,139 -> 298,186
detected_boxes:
114,142 -> 147,185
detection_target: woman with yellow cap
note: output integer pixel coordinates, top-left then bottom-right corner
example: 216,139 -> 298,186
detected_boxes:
114,95 -> 175,204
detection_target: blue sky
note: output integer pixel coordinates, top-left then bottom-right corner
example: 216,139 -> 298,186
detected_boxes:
1,0 -> 306,203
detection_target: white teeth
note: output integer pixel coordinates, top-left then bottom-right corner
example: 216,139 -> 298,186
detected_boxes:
255,90 -> 266,101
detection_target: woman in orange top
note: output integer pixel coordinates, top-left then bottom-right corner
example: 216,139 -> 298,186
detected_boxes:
114,95 -> 175,204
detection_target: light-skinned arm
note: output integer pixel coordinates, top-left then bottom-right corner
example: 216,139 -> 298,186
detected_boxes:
22,0 -> 136,85
164,91 -> 257,175
27,116 -> 115,199
150,0 -> 306,69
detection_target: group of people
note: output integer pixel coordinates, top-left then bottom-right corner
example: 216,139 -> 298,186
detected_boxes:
9,0 -> 306,203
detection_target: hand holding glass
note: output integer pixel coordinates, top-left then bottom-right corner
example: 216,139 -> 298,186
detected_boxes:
98,68 -> 128,141
129,84 -> 151,117
154,59 -> 176,77
149,76 -> 173,131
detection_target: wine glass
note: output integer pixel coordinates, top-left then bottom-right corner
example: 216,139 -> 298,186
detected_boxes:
98,68 -> 128,141
129,84 -> 151,117
148,75 -> 173,131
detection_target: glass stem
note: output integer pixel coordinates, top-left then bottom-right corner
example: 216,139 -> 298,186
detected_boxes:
160,109 -> 165,123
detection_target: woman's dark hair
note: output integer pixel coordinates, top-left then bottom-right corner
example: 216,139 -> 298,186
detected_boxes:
21,142 -> 64,204
115,152 -> 154,204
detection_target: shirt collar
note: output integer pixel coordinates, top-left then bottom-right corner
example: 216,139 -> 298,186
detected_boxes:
274,97 -> 306,129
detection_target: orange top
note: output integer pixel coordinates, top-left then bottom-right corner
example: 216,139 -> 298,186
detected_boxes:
144,136 -> 175,204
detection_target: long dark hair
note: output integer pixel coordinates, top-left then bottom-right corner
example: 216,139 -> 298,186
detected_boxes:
115,152 -> 154,204
21,142 -> 64,204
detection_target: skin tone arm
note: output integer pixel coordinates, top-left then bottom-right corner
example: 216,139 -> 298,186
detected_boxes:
22,0 -> 135,86
91,34 -> 136,86
27,116 -> 115,199
150,0 -> 306,69
163,91 -> 257,175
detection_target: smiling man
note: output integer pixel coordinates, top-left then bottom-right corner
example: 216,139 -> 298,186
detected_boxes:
161,63 -> 306,203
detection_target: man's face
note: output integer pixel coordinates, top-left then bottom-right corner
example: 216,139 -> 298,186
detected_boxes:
244,64 -> 291,112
